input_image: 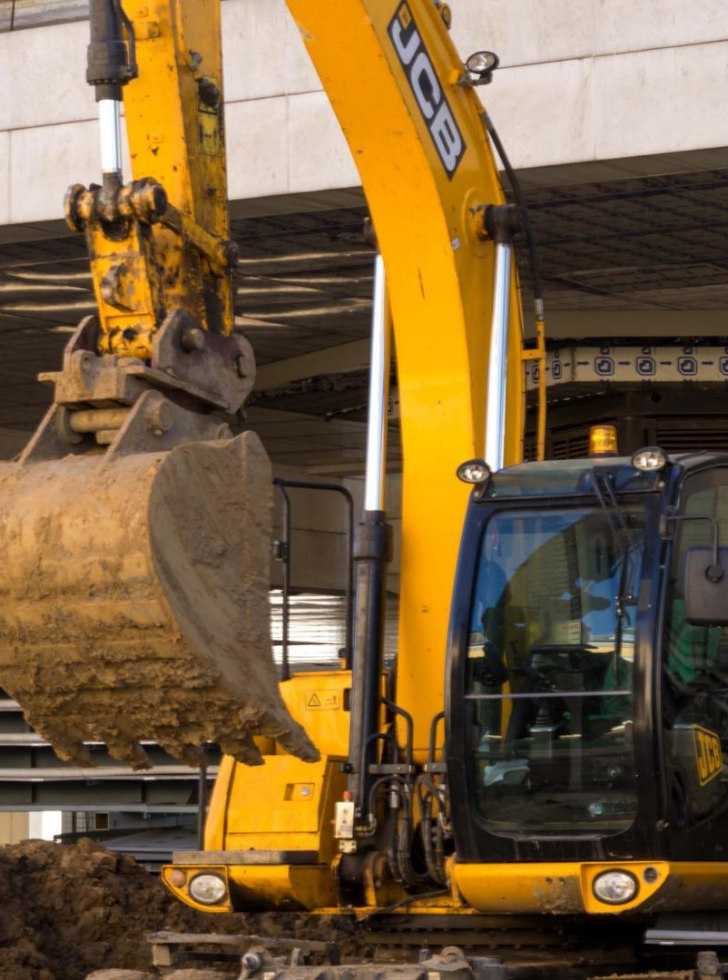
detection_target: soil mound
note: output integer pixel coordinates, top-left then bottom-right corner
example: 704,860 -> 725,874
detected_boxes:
0,839 -> 353,979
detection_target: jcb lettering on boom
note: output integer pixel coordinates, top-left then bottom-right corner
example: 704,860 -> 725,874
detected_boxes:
388,2 -> 465,179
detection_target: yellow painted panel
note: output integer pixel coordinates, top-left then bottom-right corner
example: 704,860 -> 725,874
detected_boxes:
279,672 -> 352,759
229,865 -> 337,910
203,755 -> 235,850
452,860 -> 728,915
161,862 -> 337,912
226,756 -> 328,835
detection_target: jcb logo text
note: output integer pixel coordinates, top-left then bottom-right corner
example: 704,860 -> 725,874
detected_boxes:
388,3 -> 465,179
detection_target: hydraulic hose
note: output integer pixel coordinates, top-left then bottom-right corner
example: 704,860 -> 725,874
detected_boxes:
480,109 -> 543,321
481,109 -> 548,459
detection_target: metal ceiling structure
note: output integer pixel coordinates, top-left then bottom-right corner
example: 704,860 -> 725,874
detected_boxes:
525,168 -> 728,315
2,169 -> 728,466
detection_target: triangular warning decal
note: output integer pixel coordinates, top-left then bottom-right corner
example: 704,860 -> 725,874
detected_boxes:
307,692 -> 321,707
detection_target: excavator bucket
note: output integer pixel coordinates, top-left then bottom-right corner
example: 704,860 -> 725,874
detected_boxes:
0,429 -> 319,770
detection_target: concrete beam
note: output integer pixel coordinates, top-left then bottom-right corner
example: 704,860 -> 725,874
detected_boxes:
5,1 -> 728,224
254,339 -> 370,390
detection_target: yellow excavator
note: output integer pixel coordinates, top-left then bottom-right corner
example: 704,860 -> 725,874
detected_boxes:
6,0 -> 728,977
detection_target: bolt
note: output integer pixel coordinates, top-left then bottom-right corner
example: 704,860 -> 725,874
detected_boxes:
197,76 -> 220,108
144,399 -> 174,434
221,239 -> 239,268
131,180 -> 168,222
63,183 -> 86,232
149,182 -> 168,216
180,325 -> 205,352
214,423 -> 232,440
235,353 -> 247,378
80,351 -> 94,374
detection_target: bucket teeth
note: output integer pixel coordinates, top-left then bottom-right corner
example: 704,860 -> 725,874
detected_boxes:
0,431 -> 319,770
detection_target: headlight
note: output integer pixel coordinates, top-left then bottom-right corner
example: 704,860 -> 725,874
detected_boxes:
592,870 -> 638,905
188,873 -> 227,905
456,458 -> 492,485
466,50 -> 499,75
631,446 -> 668,472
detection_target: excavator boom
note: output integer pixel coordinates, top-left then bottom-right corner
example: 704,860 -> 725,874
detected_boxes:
285,0 -> 526,761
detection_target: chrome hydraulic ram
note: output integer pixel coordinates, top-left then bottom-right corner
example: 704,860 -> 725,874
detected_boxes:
346,250 -> 394,827
87,0 -> 137,183
483,205 -> 524,471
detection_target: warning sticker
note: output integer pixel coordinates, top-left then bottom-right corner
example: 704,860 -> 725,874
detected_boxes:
306,691 -> 340,711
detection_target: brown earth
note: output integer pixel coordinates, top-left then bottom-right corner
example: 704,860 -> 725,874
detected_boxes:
0,839 -> 358,980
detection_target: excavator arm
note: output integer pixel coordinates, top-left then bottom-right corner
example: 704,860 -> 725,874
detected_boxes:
67,0 -> 236,356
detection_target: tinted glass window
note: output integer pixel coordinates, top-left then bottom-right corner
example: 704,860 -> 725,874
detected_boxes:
466,505 -> 646,836
663,469 -> 728,827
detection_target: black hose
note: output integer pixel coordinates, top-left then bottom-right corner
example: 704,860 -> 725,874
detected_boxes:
112,0 -> 138,79
416,774 -> 449,885
417,778 -> 445,886
395,786 -> 431,889
361,775 -> 401,838
481,109 -> 543,320
360,888 -> 450,920
365,730 -> 400,765
434,809 -> 447,882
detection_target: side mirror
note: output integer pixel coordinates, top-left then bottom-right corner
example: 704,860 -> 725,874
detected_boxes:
683,547 -> 728,626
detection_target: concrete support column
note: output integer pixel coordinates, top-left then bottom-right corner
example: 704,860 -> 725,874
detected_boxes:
0,812 -> 29,844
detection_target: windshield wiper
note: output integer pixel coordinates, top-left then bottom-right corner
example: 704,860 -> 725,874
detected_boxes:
589,470 -> 640,659
591,468 -> 636,562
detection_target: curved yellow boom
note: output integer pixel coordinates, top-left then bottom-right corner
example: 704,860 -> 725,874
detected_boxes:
286,0 -> 525,753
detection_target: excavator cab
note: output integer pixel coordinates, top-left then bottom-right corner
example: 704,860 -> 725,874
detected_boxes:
447,450 -> 728,913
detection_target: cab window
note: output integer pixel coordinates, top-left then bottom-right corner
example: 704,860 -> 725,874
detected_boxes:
466,503 -> 646,837
662,469 -> 728,826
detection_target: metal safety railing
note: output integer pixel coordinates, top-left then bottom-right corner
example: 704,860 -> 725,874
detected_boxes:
273,478 -> 355,682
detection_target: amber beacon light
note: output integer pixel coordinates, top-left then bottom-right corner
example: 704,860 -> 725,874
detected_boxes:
589,425 -> 619,458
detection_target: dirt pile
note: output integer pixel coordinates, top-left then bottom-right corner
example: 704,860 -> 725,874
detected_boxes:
0,839 -> 355,980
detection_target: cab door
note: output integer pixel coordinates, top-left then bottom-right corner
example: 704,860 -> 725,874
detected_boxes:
661,467 -> 728,856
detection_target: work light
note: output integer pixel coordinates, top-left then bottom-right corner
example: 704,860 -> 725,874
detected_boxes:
631,447 -> 668,472
456,459 -> 492,485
